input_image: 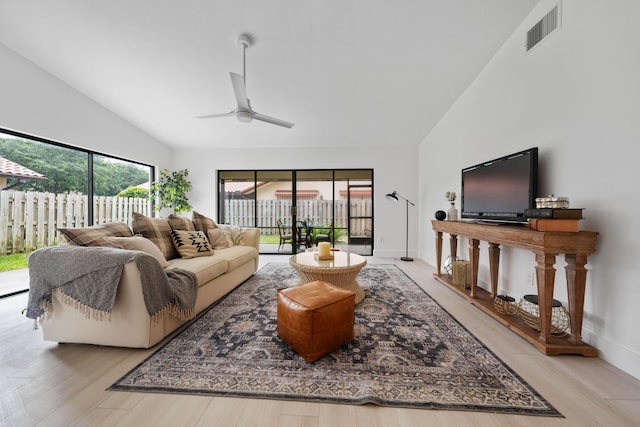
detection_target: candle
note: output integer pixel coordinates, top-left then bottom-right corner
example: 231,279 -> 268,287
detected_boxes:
318,242 -> 330,257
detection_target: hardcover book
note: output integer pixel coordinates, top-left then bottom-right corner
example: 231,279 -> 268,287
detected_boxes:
524,208 -> 583,219
528,218 -> 580,232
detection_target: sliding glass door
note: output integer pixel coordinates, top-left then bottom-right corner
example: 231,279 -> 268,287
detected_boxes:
256,171 -> 294,254
218,169 -> 373,256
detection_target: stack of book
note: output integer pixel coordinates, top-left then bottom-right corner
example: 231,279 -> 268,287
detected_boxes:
525,208 -> 583,232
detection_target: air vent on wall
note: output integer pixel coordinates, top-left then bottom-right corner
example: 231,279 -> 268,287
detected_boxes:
526,4 -> 560,51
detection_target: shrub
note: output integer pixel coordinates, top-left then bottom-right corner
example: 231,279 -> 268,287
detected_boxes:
116,186 -> 149,198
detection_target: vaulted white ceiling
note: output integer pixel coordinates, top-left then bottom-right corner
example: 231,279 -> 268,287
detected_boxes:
0,1 -> 538,149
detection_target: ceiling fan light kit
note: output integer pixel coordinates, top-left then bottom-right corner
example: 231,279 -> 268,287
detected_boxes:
196,33 -> 294,128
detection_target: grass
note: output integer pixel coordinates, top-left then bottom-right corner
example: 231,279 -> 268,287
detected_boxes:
0,253 -> 28,272
260,235 -> 280,244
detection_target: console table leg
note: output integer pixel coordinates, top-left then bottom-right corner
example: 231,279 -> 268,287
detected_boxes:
535,252 -> 557,344
488,243 -> 500,298
565,253 -> 588,345
435,231 -> 443,275
469,239 -> 480,298
449,234 -> 458,261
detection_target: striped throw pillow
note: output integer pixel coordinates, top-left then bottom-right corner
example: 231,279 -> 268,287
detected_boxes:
131,212 -> 178,260
58,222 -> 133,246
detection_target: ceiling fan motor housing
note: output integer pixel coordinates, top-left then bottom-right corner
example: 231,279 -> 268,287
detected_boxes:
236,111 -> 253,122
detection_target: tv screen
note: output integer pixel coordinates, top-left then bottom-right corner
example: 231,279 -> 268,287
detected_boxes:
461,147 -> 538,223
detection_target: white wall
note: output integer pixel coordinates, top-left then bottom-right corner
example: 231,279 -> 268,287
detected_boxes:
0,43 -> 170,168
418,0 -> 640,379
171,146 -> 419,259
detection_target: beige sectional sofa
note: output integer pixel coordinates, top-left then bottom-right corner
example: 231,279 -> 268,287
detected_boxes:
32,212 -> 259,348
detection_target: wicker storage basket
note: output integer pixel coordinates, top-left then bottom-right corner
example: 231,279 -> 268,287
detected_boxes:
493,295 -> 518,316
518,294 -> 570,336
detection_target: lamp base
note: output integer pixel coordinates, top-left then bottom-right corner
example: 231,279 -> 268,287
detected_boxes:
400,256 -> 414,262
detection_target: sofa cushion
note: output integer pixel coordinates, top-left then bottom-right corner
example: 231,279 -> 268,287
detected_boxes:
167,256 -> 227,286
171,229 -> 213,259
168,214 -> 196,231
131,212 -> 179,260
103,235 -> 170,268
58,222 -> 133,246
192,211 -> 218,234
218,224 -> 245,247
213,246 -> 258,271
207,228 -> 230,249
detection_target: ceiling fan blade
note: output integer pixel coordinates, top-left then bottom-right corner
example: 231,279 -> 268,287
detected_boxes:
253,112 -> 295,128
194,111 -> 235,119
230,72 -> 250,111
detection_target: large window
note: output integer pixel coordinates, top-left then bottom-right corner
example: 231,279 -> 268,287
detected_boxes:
0,127 -> 154,260
218,169 -> 373,256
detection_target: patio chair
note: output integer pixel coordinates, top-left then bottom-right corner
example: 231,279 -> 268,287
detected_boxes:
314,223 -> 333,246
277,219 -> 293,251
296,220 -> 313,249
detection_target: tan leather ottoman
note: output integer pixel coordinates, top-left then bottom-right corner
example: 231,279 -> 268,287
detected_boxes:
277,280 -> 355,363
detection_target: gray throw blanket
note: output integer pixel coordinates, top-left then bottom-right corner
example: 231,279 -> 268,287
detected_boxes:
25,245 -> 198,325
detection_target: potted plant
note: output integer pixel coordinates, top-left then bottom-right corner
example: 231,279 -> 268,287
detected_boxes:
150,169 -> 192,214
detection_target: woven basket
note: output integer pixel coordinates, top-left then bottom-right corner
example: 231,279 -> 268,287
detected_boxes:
493,295 -> 518,316
517,294 -> 570,336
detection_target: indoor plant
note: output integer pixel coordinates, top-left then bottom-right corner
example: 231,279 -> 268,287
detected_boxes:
150,169 -> 192,214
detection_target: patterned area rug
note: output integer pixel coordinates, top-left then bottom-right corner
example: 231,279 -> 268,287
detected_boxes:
109,263 -> 561,416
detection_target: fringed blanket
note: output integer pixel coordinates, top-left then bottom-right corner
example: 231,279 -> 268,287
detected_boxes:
25,246 -> 198,325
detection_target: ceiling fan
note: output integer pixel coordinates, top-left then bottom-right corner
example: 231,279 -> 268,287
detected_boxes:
195,34 -> 294,128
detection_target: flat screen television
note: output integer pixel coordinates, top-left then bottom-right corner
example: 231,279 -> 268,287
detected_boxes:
461,147 -> 538,223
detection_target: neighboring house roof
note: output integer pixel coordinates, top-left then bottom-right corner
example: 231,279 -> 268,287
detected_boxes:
224,181 -> 265,194
0,156 -> 47,180
339,189 -> 371,198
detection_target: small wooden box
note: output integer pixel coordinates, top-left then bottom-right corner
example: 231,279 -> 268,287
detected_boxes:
452,261 -> 471,289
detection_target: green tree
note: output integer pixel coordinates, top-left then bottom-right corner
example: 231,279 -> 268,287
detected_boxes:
0,137 -> 150,195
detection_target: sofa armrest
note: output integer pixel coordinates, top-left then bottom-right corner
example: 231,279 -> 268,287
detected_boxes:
241,228 -> 260,251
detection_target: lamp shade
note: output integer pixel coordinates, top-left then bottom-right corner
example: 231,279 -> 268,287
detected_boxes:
385,191 -> 399,201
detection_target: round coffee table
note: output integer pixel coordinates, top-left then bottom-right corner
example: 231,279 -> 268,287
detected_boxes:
289,251 -> 367,303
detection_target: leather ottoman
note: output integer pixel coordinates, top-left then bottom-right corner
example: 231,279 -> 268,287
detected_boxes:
277,280 -> 355,363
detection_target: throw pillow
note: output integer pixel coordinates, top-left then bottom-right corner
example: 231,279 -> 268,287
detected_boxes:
131,212 -> 179,260
168,214 -> 196,232
58,222 -> 133,246
218,224 -> 245,247
103,235 -> 170,268
170,229 -> 213,259
207,228 -> 230,249
192,211 -> 218,234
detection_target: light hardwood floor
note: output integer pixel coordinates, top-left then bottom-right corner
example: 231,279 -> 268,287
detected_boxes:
1,256 -> 639,426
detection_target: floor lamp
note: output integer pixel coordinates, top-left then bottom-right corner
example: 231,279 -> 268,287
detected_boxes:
385,191 -> 414,261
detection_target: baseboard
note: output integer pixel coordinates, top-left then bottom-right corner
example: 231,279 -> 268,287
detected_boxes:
582,326 -> 640,381
373,249 -> 412,259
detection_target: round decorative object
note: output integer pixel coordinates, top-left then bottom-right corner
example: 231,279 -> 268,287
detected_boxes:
517,294 -> 570,335
493,294 -> 518,316
435,210 -> 446,221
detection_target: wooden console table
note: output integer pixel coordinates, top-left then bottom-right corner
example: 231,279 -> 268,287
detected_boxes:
431,220 -> 598,356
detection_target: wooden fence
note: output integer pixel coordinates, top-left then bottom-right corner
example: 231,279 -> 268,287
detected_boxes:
0,190 -> 372,254
225,199 -> 372,236
0,190 -> 150,254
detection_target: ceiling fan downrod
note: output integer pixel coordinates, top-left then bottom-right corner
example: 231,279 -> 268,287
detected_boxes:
237,34 -> 252,90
